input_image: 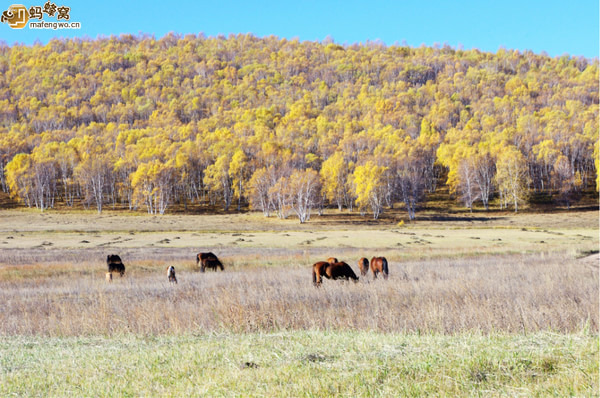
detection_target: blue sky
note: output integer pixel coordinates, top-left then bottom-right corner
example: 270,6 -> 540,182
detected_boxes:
1,0 -> 598,58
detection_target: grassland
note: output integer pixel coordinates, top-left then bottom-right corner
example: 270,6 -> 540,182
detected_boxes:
0,251 -> 597,335
0,208 -> 597,396
1,332 -> 597,397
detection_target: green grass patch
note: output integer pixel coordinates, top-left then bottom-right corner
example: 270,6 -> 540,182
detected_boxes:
0,331 -> 597,397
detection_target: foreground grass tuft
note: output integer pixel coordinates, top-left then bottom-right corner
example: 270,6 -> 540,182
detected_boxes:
1,331 -> 597,397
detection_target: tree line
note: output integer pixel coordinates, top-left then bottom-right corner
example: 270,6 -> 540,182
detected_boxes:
0,33 -> 598,220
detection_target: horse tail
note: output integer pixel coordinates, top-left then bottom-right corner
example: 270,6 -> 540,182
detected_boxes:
196,254 -> 200,267
359,258 -> 369,276
382,258 -> 389,279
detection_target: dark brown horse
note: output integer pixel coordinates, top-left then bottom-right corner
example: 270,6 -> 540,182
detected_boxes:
358,257 -> 369,276
167,265 -> 177,283
370,257 -> 389,279
312,261 -> 358,286
196,252 -> 224,272
106,254 -> 125,277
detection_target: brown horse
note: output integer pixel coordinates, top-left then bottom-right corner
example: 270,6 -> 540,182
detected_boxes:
358,257 -> 369,276
196,252 -> 224,272
326,257 -> 338,264
370,257 -> 389,279
312,261 -> 358,286
106,254 -> 125,277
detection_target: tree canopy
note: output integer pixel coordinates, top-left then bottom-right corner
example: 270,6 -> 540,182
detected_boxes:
1,33 -> 598,218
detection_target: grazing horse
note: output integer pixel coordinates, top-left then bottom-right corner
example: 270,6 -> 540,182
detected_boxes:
196,252 -> 224,272
167,265 -> 177,283
312,261 -> 358,286
358,257 -> 369,276
106,254 -> 125,277
370,257 -> 389,279
326,257 -> 338,264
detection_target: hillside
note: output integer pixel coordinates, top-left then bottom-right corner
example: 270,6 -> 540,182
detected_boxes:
0,34 -> 598,219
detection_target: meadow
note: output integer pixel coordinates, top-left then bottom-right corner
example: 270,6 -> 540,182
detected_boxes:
1,332 -> 596,397
0,208 -> 598,396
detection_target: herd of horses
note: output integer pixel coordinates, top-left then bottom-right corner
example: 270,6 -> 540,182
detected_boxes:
104,253 -> 389,286
312,256 -> 388,286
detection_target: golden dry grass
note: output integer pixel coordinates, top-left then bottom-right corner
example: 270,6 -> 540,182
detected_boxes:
0,209 -> 597,336
0,250 -> 596,336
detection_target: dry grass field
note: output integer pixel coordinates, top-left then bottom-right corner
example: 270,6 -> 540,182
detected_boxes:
0,208 -> 597,395
0,208 -> 597,335
0,251 -> 597,336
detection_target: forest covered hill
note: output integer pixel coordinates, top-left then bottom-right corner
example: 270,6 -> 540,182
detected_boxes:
0,33 -> 598,219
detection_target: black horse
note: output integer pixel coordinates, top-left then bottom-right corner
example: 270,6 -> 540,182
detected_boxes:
106,254 -> 125,277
